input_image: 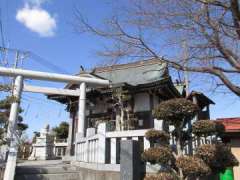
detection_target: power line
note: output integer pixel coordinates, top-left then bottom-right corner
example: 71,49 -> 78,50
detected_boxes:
0,46 -> 70,74
29,52 -> 70,74
0,6 -> 11,85
0,6 -> 8,67
22,94 -> 66,106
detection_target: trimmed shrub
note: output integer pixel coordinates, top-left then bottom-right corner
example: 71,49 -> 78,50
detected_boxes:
145,129 -> 170,144
192,120 -> 225,136
153,98 -> 198,125
142,147 -> 173,164
196,144 -> 239,172
176,156 -> 211,178
144,172 -> 179,180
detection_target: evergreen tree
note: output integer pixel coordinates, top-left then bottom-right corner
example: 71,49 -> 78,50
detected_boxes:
0,95 -> 28,145
52,121 -> 69,140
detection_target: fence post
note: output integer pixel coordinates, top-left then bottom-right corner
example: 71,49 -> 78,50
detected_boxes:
97,123 -> 107,163
110,138 -> 117,164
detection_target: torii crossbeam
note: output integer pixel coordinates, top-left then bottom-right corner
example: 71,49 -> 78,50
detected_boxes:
0,67 -> 110,180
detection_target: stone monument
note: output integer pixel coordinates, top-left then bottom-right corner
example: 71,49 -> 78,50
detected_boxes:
120,140 -> 141,180
28,124 -> 55,160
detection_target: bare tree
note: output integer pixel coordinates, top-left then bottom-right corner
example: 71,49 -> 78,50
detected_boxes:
75,0 -> 240,96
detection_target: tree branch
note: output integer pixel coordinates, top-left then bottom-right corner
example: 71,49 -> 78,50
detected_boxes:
230,0 -> 240,39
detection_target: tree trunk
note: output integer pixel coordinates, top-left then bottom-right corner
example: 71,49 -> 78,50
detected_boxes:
176,129 -> 184,180
120,108 -> 124,130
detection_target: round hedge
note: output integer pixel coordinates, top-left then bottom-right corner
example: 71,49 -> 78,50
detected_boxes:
196,144 -> 239,172
144,172 -> 178,180
142,147 -> 173,164
176,156 -> 211,178
192,120 -> 225,136
145,129 -> 170,143
153,98 -> 198,125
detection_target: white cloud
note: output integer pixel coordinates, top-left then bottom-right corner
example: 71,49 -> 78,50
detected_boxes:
16,4 -> 56,37
26,0 -> 48,7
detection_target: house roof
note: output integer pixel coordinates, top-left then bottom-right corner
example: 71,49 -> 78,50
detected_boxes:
217,117 -> 240,133
187,91 -> 215,108
90,59 -> 168,86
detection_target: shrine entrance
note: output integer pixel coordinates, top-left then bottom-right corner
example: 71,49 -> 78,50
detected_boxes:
0,67 -> 109,180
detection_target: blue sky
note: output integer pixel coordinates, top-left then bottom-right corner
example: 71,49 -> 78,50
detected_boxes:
0,0 -> 239,137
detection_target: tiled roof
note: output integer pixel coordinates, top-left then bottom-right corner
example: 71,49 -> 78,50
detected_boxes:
217,118 -> 240,132
91,59 -> 168,86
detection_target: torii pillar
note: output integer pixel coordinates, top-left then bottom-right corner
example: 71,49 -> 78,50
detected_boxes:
78,82 -> 86,137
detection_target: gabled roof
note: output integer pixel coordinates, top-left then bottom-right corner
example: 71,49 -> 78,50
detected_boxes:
187,91 -> 215,108
91,59 -> 168,86
217,117 -> 240,133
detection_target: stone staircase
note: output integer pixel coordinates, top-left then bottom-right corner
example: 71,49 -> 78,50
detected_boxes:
15,160 -> 80,180
15,160 -> 120,180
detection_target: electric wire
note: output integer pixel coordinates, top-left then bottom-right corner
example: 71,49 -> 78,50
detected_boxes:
0,46 -> 70,75
0,6 -> 11,85
29,52 -> 70,74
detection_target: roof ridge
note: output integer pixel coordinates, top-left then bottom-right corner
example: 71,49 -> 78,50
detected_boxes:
93,59 -> 164,73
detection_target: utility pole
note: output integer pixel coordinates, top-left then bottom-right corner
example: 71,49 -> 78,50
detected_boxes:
11,51 -> 20,92
0,47 -> 28,69
183,41 -> 189,97
13,51 -> 20,69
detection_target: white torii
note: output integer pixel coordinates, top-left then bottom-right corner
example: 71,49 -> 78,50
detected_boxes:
0,67 -> 110,180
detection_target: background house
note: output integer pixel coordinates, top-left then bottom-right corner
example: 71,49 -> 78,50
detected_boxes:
217,117 -> 240,179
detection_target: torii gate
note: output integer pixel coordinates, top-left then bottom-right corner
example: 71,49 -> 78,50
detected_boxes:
0,67 -> 110,180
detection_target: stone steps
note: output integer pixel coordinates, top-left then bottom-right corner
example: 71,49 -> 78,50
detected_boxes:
15,172 -> 81,180
15,161 -> 80,180
14,160 -> 120,180
16,165 -> 78,175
